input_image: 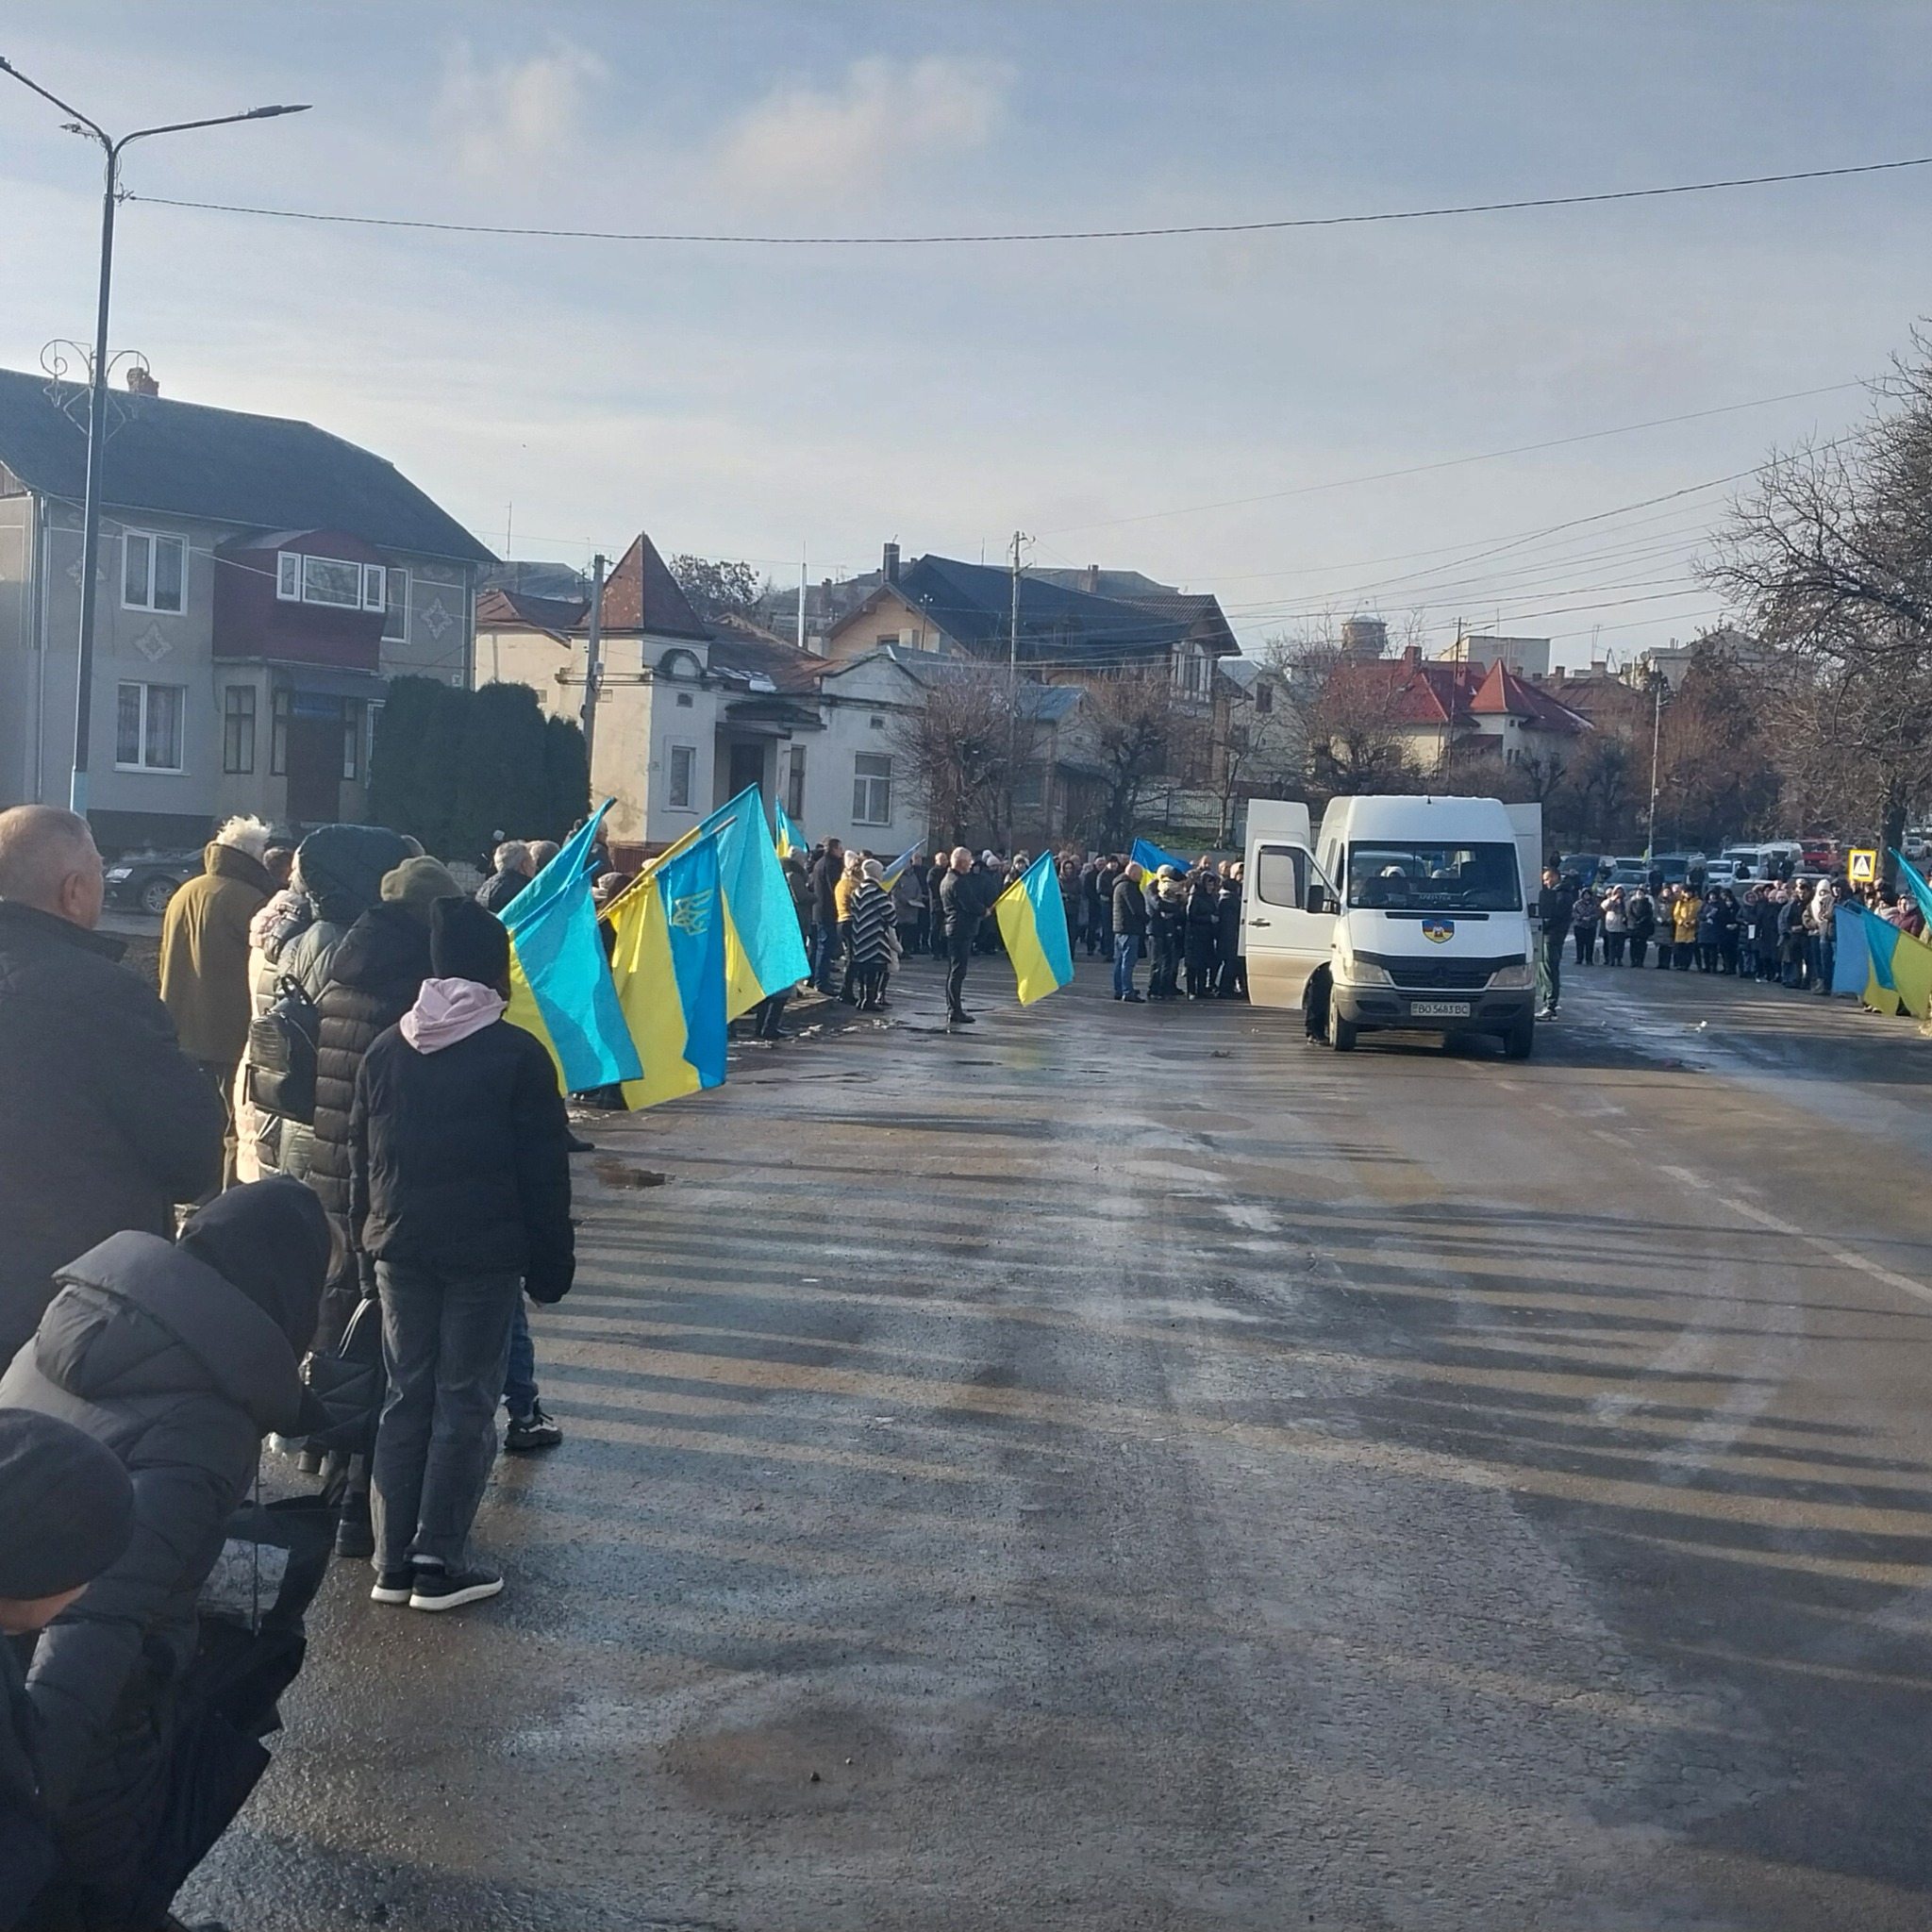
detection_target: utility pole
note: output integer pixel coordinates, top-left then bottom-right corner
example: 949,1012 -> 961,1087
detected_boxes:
1645,671 -> 1664,861
797,548 -> 807,654
0,56 -> 308,816
1006,531 -> 1026,847
579,553 -> 607,770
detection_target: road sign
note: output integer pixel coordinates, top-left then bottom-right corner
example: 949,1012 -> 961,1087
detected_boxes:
1848,848 -> 1877,883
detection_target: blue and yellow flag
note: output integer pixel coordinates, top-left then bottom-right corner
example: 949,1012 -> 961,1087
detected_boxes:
500,803 -> 641,1091
695,787 -> 810,1018
994,851 -> 1074,1005
1126,837 -> 1188,886
879,842 -> 922,891
774,801 -> 806,860
1861,905 -> 1903,1015
608,833 -> 728,1110
1891,848 -> 1932,926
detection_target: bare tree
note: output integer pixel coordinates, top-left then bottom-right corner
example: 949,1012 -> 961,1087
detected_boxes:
891,663 -> 1020,849
1080,671 -> 1195,849
1703,337 -> 1932,868
668,556 -> 766,623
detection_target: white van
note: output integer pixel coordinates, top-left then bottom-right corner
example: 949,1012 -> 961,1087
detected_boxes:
1242,794 -> 1541,1059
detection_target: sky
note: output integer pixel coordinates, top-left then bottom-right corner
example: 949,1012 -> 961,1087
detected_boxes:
3,0 -> 1930,669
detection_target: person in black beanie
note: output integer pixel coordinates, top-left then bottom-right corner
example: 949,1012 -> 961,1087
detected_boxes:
0,1410 -> 134,1930
0,1176 -> 329,1932
353,897 -> 573,1613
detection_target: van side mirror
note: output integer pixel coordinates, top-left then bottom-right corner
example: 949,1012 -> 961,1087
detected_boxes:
1307,885 -> 1333,915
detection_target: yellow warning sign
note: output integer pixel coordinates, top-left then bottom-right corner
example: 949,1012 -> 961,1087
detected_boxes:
1848,848 -> 1877,883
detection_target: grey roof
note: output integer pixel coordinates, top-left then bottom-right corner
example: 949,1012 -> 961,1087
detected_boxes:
872,646 -> 1081,720
892,554 -> 1188,665
1218,656 -> 1262,691
0,368 -> 493,565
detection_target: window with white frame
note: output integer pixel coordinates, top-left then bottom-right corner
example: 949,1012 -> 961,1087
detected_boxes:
116,682 -> 185,772
668,742 -> 696,810
122,531 -> 184,613
223,687 -> 256,774
276,550 -> 385,613
852,751 -> 891,825
382,568 -> 408,642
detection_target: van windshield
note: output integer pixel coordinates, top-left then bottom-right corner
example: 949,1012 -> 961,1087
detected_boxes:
1346,841 -> 1522,912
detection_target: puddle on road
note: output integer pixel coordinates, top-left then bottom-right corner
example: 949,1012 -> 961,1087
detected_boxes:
591,1159 -> 670,1190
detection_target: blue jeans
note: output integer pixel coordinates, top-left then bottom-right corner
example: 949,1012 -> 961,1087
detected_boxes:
810,920 -> 839,988
504,1297 -> 538,1420
371,1260 -> 520,1572
1113,931 -> 1140,996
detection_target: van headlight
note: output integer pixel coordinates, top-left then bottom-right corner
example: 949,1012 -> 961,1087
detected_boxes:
1487,961 -> 1535,990
1337,948 -> 1392,988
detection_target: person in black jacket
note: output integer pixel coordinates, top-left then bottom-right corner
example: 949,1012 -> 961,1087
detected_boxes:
353,899 -> 574,1612
0,1177 -> 329,1932
937,847 -> 991,1024
303,856 -> 463,1557
1215,864 -> 1246,997
0,1410 -> 134,1932
1183,872 -> 1222,998
807,841 -> 844,992
0,808 -> 225,1366
475,841 -> 534,915
1536,866 -> 1576,1018
1110,866 -> 1148,1001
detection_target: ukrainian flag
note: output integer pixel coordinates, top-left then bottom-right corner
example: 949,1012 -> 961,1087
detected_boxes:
600,787 -> 809,1020
1861,905 -> 1903,1015
695,787 -> 810,1017
1891,848 -> 1932,926
879,842 -> 922,891
608,833 -> 729,1109
774,801 -> 806,860
994,851 -> 1074,1005
1127,836 -> 1188,886
500,803 -> 642,1091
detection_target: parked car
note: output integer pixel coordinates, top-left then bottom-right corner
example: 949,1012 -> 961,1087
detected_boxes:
1603,864 -> 1651,890
102,848 -> 202,915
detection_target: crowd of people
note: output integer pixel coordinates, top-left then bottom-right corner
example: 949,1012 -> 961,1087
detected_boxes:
1533,861 -> 1913,1017
788,841 -> 1247,1022
0,803 -> 578,1929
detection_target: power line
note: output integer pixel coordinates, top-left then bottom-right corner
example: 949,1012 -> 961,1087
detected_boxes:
1037,383 -> 1862,536
120,152 -> 1932,246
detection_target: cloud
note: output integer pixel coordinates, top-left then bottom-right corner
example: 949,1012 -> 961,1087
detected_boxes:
715,56 -> 1008,205
436,41 -> 608,184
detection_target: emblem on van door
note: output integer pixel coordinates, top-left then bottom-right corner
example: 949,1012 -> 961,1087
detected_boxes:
1422,918 -> 1455,943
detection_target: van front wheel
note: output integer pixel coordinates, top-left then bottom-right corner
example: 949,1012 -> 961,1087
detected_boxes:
1502,1016 -> 1535,1061
1328,1007 -> 1358,1053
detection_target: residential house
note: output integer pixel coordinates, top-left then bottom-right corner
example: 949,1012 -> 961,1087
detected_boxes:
0,364 -> 491,851
1328,646 -> 1589,777
475,532 -> 926,861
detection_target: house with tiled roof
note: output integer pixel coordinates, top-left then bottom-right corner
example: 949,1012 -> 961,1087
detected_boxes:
1330,646 -> 1589,776
476,532 -> 927,858
0,363 -> 493,848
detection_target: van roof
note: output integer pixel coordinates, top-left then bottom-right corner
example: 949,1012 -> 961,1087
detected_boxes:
1319,794 -> 1519,843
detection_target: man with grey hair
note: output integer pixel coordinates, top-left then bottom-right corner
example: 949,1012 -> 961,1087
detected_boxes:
0,806 -> 224,1360
159,816 -> 276,1190
475,841 -> 534,913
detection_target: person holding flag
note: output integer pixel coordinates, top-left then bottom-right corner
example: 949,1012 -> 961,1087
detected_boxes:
939,847 -> 996,1025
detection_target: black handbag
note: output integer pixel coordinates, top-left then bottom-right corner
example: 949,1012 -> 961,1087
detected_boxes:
245,974 -> 320,1124
298,1294 -> 385,1454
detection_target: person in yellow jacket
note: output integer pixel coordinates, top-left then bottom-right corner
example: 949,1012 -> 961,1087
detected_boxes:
1671,887 -> 1702,971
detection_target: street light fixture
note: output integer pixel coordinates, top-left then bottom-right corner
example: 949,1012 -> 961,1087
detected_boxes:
0,57 -> 308,814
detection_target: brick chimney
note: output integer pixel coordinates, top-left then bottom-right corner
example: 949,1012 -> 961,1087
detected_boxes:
125,366 -> 158,397
882,541 -> 900,585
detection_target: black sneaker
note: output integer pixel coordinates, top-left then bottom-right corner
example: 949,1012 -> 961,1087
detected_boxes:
505,1404 -> 563,1453
408,1564 -> 504,1612
565,1131 -> 596,1154
370,1567 -> 413,1606
334,1504 -> 375,1561
948,1010 -> 975,1024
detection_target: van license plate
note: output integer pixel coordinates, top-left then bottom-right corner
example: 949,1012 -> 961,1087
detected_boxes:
1409,1000 -> 1472,1018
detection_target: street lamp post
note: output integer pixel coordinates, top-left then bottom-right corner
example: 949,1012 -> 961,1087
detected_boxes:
0,57 -> 307,815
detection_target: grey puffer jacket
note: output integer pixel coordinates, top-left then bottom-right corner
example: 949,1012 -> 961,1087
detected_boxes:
0,1232 -> 308,1811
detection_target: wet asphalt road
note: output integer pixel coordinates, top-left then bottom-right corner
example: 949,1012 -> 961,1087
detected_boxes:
181,953 -> 1932,1931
